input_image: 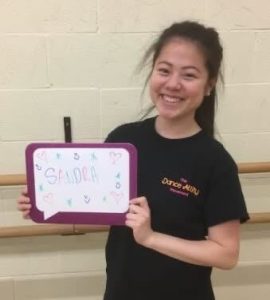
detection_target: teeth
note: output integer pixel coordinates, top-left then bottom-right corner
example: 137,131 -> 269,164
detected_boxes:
162,95 -> 181,103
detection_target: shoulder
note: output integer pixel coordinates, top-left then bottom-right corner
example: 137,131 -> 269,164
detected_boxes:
212,139 -> 237,170
195,133 -> 238,177
105,117 -> 154,143
202,134 -> 236,164
205,137 -> 239,183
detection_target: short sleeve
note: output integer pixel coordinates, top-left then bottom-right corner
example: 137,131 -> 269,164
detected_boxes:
204,149 -> 249,227
104,131 -> 115,143
104,126 -> 125,143
104,122 -> 136,143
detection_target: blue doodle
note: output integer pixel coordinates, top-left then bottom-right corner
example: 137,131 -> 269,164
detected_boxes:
90,153 -> 97,161
56,153 -> 61,160
67,198 -> 72,207
74,153 -> 80,160
35,164 -> 42,171
116,173 -> 120,179
84,195 -> 91,204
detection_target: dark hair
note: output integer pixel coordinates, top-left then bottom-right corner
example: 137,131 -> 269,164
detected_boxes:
139,21 -> 223,137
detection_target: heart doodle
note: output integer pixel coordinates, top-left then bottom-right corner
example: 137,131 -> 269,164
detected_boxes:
36,151 -> 48,163
43,193 -> 54,205
110,191 -> 124,204
109,152 -> 122,164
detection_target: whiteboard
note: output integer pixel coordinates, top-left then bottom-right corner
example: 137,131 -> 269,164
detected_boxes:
25,143 -> 137,225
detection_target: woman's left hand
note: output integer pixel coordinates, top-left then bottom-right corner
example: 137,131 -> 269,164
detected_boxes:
125,196 -> 154,247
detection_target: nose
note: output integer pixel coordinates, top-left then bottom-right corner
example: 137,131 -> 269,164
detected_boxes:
165,74 -> 181,90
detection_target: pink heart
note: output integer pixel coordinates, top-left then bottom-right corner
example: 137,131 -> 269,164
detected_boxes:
43,193 -> 54,205
37,151 -> 48,163
109,152 -> 122,164
110,191 -> 123,204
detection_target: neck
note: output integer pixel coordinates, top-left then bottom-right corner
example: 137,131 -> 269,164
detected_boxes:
155,115 -> 201,139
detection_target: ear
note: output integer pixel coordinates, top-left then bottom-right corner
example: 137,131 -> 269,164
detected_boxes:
205,78 -> 217,96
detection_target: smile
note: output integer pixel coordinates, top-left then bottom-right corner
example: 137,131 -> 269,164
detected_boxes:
161,94 -> 185,103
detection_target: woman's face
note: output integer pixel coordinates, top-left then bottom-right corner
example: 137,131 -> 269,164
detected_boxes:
149,38 -> 213,123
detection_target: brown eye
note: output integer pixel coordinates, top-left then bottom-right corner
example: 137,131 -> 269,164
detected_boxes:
184,73 -> 196,80
158,68 -> 169,75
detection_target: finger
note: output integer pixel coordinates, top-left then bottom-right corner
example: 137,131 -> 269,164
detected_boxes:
129,205 -> 149,218
17,203 -> 31,211
125,219 -> 135,228
126,214 -> 148,228
125,218 -> 141,228
130,197 -> 149,210
18,200 -> 30,208
22,211 -> 31,219
126,212 -> 146,220
22,186 -> 28,196
18,195 -> 30,204
126,213 -> 138,221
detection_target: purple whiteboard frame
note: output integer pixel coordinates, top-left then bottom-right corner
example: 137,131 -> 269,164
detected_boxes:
25,143 -> 137,225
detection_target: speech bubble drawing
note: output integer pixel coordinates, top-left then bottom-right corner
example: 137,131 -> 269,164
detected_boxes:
27,145 -> 136,223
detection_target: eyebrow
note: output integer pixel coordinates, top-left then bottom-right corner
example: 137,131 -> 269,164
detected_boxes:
157,61 -> 201,73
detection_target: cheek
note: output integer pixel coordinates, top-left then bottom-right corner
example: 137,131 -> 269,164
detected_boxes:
188,82 -> 208,98
149,84 -> 157,104
149,77 -> 159,98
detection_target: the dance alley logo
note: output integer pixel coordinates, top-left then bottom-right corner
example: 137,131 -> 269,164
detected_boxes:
161,176 -> 200,197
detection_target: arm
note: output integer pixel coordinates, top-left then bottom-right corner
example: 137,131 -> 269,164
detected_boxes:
126,197 -> 240,270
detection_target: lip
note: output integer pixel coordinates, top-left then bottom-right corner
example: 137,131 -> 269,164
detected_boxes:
161,94 -> 185,103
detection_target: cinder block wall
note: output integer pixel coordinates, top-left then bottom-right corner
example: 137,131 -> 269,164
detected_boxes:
0,1 -> 269,299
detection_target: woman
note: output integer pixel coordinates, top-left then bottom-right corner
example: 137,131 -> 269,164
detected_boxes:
18,21 -> 249,300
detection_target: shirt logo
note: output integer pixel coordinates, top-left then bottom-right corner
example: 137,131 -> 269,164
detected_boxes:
161,177 -> 200,197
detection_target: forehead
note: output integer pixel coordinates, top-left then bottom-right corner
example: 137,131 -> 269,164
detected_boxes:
156,38 -> 206,66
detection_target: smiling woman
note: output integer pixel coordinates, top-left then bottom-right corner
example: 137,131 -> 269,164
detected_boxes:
17,21 -> 249,300
101,21 -> 249,300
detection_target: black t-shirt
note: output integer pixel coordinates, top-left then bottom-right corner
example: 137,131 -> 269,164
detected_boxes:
103,117 -> 249,300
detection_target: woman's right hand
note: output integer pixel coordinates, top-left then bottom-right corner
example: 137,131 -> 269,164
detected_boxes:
17,186 -> 31,219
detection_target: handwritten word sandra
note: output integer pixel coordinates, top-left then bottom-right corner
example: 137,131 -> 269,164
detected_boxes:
44,166 -> 98,185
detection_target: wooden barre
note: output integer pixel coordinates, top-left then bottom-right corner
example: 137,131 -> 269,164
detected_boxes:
0,162 -> 270,187
0,161 -> 269,238
238,162 -> 270,174
0,213 -> 268,238
0,174 -> 26,186
247,212 -> 270,224
0,224 -> 109,238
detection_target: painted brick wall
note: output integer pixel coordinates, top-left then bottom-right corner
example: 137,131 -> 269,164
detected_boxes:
0,0 -> 269,174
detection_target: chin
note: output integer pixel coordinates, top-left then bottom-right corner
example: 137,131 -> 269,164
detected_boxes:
158,111 -> 181,121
